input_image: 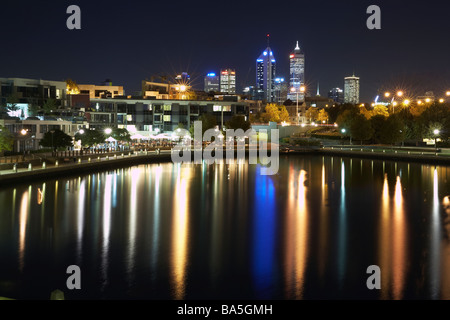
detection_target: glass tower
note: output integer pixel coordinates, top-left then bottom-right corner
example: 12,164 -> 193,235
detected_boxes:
344,75 -> 360,104
288,41 -> 305,102
256,47 -> 276,102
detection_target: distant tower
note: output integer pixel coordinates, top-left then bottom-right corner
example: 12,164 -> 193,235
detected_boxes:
287,41 -> 305,101
220,69 -> 236,94
316,82 -> 320,96
344,75 -> 360,104
204,73 -> 220,93
256,34 -> 276,102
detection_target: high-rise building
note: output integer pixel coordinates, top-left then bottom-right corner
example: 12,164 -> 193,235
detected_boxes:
274,77 -> 288,104
328,87 -> 344,104
204,73 -> 220,93
344,75 -> 360,104
256,44 -> 276,102
287,41 -> 305,102
220,69 -> 236,94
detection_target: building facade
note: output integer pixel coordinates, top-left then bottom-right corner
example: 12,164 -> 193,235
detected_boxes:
87,98 -> 250,134
274,77 -> 288,104
256,47 -> 276,102
344,75 -> 360,104
287,42 -> 305,102
204,73 -> 220,93
220,69 -> 236,94
78,84 -> 124,99
0,78 -> 68,108
328,87 -> 344,104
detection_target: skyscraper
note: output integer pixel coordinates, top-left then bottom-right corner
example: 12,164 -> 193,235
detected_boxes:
344,75 -> 360,104
220,69 -> 236,94
204,73 -> 220,93
329,87 -> 344,104
274,77 -> 288,104
287,41 -> 305,102
256,37 -> 276,102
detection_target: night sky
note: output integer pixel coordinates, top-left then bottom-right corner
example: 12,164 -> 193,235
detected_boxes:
1,0 -> 449,101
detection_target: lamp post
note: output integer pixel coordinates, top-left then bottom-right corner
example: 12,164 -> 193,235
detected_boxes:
50,130 -> 55,155
434,129 -> 440,154
290,85 -> 306,126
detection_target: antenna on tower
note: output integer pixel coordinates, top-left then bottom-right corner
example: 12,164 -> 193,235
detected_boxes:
267,34 -> 270,47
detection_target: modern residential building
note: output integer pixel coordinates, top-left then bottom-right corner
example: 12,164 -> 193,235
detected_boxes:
220,69 -> 236,94
287,41 -> 305,102
1,115 -> 88,153
256,45 -> 276,102
142,81 -> 193,100
86,97 -> 250,134
328,87 -> 345,104
204,73 -> 220,93
78,83 -> 124,99
344,75 -> 360,104
0,77 -> 68,108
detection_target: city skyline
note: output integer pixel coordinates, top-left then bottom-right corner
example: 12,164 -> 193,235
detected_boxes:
0,1 -> 449,102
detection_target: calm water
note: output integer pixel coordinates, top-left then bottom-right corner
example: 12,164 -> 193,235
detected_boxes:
1,156 -> 450,300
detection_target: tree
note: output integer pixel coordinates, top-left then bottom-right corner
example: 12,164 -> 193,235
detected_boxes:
107,128 -> 131,142
189,113 -> 217,136
42,98 -> 57,114
372,105 -> 389,118
66,79 -> 80,95
306,108 -> 319,123
75,129 -> 105,148
0,125 -> 14,153
317,109 -> 329,124
225,115 -> 251,131
27,104 -> 40,117
262,103 -> 280,123
379,115 -> 406,145
350,115 -> 374,145
40,129 -> 73,151
370,115 -> 387,144
279,105 -> 290,123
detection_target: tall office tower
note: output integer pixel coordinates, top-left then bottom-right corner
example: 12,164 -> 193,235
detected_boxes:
220,69 -> 236,94
256,37 -> 276,102
274,77 -> 288,104
287,41 -> 305,102
328,87 -> 344,104
204,73 -> 220,93
344,75 -> 360,104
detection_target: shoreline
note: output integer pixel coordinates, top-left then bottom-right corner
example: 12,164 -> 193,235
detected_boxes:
0,148 -> 449,186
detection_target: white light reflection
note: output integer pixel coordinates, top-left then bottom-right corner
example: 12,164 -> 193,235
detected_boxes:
171,167 -> 190,300
77,180 -> 86,264
430,168 -> 441,299
101,174 -> 113,291
127,167 -> 140,285
18,190 -> 29,272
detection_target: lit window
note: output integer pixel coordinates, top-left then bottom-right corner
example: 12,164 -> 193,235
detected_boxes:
163,115 -> 171,122
163,105 -> 171,111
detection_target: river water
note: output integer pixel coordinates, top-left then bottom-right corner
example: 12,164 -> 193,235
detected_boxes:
0,155 -> 449,300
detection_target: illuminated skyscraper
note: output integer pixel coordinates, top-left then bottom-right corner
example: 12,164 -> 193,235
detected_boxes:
287,41 -> 305,102
204,73 -> 220,93
344,75 -> 360,104
220,69 -> 236,94
256,37 -> 276,102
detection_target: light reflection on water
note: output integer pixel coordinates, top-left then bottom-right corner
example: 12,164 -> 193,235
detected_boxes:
1,156 -> 450,300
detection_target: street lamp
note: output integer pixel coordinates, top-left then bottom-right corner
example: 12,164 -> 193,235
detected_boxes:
434,129 -> 440,153
105,128 -> 113,135
290,86 -> 306,126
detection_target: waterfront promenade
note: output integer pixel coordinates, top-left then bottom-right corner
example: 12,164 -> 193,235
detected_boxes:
0,145 -> 449,185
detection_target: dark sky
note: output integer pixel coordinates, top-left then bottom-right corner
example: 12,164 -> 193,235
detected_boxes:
1,0 -> 449,101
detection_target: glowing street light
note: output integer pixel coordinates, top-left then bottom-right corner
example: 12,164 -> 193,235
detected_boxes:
21,129 -> 28,136
403,99 -> 410,106
425,98 -> 431,103
397,91 -> 404,97
439,99 -> 445,103
104,128 -> 113,135
385,92 -> 391,98
446,91 -> 450,96
434,129 -> 440,153
78,129 -> 85,135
